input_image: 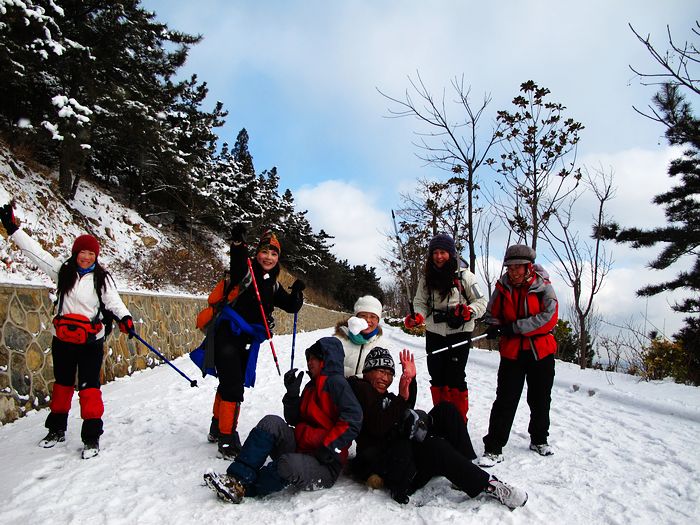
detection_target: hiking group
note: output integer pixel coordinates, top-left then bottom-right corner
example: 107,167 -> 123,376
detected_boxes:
1,201 -> 558,511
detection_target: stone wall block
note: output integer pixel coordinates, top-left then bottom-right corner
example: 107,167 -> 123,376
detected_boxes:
9,296 -> 26,325
5,324 -> 32,351
10,353 -> 30,396
25,342 -> 44,371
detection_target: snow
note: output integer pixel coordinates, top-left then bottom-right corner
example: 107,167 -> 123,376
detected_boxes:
1,325 -> 699,524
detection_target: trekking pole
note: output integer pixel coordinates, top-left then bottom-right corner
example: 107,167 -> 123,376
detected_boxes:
290,311 -> 298,370
131,332 -> 198,387
414,333 -> 489,361
391,210 -> 415,316
246,257 -> 282,376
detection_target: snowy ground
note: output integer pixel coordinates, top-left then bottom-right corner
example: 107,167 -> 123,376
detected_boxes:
1,325 -> 699,524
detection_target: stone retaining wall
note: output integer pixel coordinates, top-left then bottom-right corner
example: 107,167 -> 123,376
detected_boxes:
0,283 -> 347,424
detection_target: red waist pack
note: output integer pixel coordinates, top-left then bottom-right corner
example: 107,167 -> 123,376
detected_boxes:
53,314 -> 103,345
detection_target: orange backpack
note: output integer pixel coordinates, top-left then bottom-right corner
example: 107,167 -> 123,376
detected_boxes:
196,273 -> 250,332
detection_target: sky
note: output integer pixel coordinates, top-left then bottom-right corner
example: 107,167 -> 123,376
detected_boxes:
1,325 -> 699,524
134,0 -> 698,337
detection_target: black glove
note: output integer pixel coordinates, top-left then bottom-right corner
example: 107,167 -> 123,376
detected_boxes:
118,316 -> 135,339
485,325 -> 501,339
229,224 -> 246,244
401,409 -> 430,442
315,445 -> 342,476
283,368 -> 304,397
0,203 -> 19,235
500,323 -> 516,337
290,279 -> 306,294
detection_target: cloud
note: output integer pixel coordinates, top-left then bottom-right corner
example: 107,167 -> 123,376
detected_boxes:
294,180 -> 391,275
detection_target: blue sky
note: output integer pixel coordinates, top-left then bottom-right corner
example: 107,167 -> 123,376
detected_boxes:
141,0 -> 696,335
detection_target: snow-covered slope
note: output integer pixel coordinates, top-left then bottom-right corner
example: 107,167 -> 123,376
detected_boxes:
1,325 -> 698,524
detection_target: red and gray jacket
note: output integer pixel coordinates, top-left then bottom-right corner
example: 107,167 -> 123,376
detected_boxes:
486,264 -> 558,360
283,337 -> 362,463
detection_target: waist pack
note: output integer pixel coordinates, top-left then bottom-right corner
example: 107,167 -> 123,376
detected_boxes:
53,314 -> 103,344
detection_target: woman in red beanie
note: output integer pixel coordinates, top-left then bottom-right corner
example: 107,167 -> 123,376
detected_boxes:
1,203 -> 133,459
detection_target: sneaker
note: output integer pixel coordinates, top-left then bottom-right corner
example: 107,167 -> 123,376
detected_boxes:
366,474 -> 385,489
217,432 -> 242,460
38,430 -> 65,448
485,476 -> 528,509
203,471 -> 246,503
81,439 -> 100,460
207,418 -> 219,443
477,451 -> 504,468
529,443 -> 554,456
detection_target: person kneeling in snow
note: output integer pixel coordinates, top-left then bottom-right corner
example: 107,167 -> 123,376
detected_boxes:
348,347 -> 527,510
204,337 -> 362,503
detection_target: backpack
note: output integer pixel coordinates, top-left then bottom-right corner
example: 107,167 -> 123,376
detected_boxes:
196,271 -> 253,332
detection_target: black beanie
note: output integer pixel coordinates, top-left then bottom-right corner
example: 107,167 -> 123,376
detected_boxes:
428,233 -> 456,258
305,341 -> 324,361
362,347 -> 395,375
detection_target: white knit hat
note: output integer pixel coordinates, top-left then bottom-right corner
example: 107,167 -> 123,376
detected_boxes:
353,295 -> 383,318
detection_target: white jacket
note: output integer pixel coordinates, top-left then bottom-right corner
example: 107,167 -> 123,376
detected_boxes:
413,267 -> 487,336
10,229 -> 130,339
333,322 -> 385,378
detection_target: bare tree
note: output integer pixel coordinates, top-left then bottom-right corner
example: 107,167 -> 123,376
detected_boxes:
544,167 -> 615,369
629,22 -> 700,98
379,72 -> 502,272
493,80 -> 584,251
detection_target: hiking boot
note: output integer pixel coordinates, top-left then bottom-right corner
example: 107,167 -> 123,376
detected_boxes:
39,430 -> 66,448
477,451 -> 504,468
207,417 -> 219,443
366,474 -> 385,489
203,471 -> 246,503
485,476 -> 528,509
81,439 -> 100,460
217,432 -> 242,460
530,443 -> 554,456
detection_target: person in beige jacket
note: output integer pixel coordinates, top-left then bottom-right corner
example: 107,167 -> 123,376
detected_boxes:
404,234 -> 486,423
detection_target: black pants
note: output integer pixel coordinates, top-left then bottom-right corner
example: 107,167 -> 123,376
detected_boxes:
426,331 -> 471,390
52,337 -> 104,389
354,403 -> 487,498
214,322 -> 251,402
483,352 -> 555,454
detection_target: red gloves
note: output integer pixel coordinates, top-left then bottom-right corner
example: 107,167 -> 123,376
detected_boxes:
403,313 -> 425,329
453,304 -> 473,321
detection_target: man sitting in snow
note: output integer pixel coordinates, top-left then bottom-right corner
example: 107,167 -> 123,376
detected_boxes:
203,337 -> 362,503
348,347 -> 527,509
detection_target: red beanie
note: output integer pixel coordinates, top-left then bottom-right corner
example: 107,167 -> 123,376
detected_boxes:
72,234 -> 100,257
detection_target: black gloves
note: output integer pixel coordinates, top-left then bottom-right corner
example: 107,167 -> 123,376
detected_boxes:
500,323 -> 516,337
283,368 -> 304,398
401,409 -> 430,442
315,445 -> 342,476
290,279 -> 305,294
485,323 -> 516,339
0,203 -> 19,235
229,224 -> 246,244
118,316 -> 135,338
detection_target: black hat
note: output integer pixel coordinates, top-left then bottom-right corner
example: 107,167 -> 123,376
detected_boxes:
503,244 -> 536,266
428,233 -> 457,258
305,341 -> 324,361
362,347 -> 395,375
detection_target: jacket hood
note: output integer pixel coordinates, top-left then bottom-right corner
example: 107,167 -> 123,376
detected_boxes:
314,337 -> 345,376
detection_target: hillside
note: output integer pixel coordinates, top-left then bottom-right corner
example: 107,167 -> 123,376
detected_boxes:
0,142 -> 336,308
